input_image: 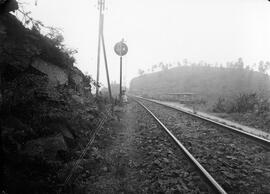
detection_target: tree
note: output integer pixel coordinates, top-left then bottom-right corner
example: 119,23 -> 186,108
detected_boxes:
158,62 -> 164,70
151,64 -> 158,72
266,61 -> 270,72
236,57 -> 244,69
138,69 -> 144,76
161,63 -> 169,71
258,61 -> 270,74
183,58 -> 188,66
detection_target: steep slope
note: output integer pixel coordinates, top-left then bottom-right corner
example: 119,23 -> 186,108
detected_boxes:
0,6 -> 103,193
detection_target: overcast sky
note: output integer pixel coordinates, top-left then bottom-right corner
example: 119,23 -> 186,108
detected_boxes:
21,0 -> 270,88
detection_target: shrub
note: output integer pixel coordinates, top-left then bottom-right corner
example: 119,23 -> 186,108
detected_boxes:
228,93 -> 257,113
212,97 -> 226,112
213,92 -> 270,114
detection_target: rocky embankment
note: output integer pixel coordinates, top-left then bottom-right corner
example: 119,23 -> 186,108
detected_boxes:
0,4 -> 104,193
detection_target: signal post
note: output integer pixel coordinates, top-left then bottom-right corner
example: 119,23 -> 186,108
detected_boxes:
114,39 -> 128,101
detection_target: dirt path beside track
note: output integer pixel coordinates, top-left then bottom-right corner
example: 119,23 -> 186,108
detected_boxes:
86,103 -> 144,193
85,101 -> 209,193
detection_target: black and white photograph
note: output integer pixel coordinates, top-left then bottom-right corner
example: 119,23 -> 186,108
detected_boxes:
1,0 -> 270,193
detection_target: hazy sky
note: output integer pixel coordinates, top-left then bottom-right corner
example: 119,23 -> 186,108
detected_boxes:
21,0 -> 270,87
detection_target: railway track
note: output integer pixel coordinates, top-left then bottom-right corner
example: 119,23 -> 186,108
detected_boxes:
132,96 -> 270,194
135,99 -> 227,194
135,96 -> 270,149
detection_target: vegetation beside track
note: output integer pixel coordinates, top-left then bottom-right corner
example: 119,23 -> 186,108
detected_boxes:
1,2 -> 104,193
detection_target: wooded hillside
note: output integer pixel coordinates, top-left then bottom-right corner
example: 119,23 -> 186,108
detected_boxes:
130,64 -> 270,112
130,65 -> 270,99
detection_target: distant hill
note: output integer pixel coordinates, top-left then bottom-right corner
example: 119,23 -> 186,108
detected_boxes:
130,65 -> 270,102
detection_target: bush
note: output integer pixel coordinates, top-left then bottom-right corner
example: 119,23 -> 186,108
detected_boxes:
212,97 -> 226,112
257,97 -> 270,115
228,93 -> 257,113
213,93 -> 270,114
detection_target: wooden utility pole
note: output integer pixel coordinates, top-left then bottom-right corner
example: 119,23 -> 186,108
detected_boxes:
95,0 -> 112,102
101,32 -> 112,101
95,1 -> 102,96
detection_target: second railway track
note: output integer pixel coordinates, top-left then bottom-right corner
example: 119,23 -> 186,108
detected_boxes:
136,96 -> 270,148
133,97 -> 270,194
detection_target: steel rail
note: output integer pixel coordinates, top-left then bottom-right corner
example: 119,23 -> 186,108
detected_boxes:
134,96 -> 270,149
134,99 -> 227,194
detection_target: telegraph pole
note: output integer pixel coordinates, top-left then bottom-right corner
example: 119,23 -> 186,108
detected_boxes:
101,31 -> 112,101
95,0 -> 112,102
96,0 -> 112,103
95,0 -> 103,96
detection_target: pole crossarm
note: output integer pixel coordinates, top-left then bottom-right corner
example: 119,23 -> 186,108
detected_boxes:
98,0 -> 105,11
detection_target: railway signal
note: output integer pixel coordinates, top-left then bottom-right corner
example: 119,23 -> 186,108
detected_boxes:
114,40 -> 128,57
114,39 -> 128,101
